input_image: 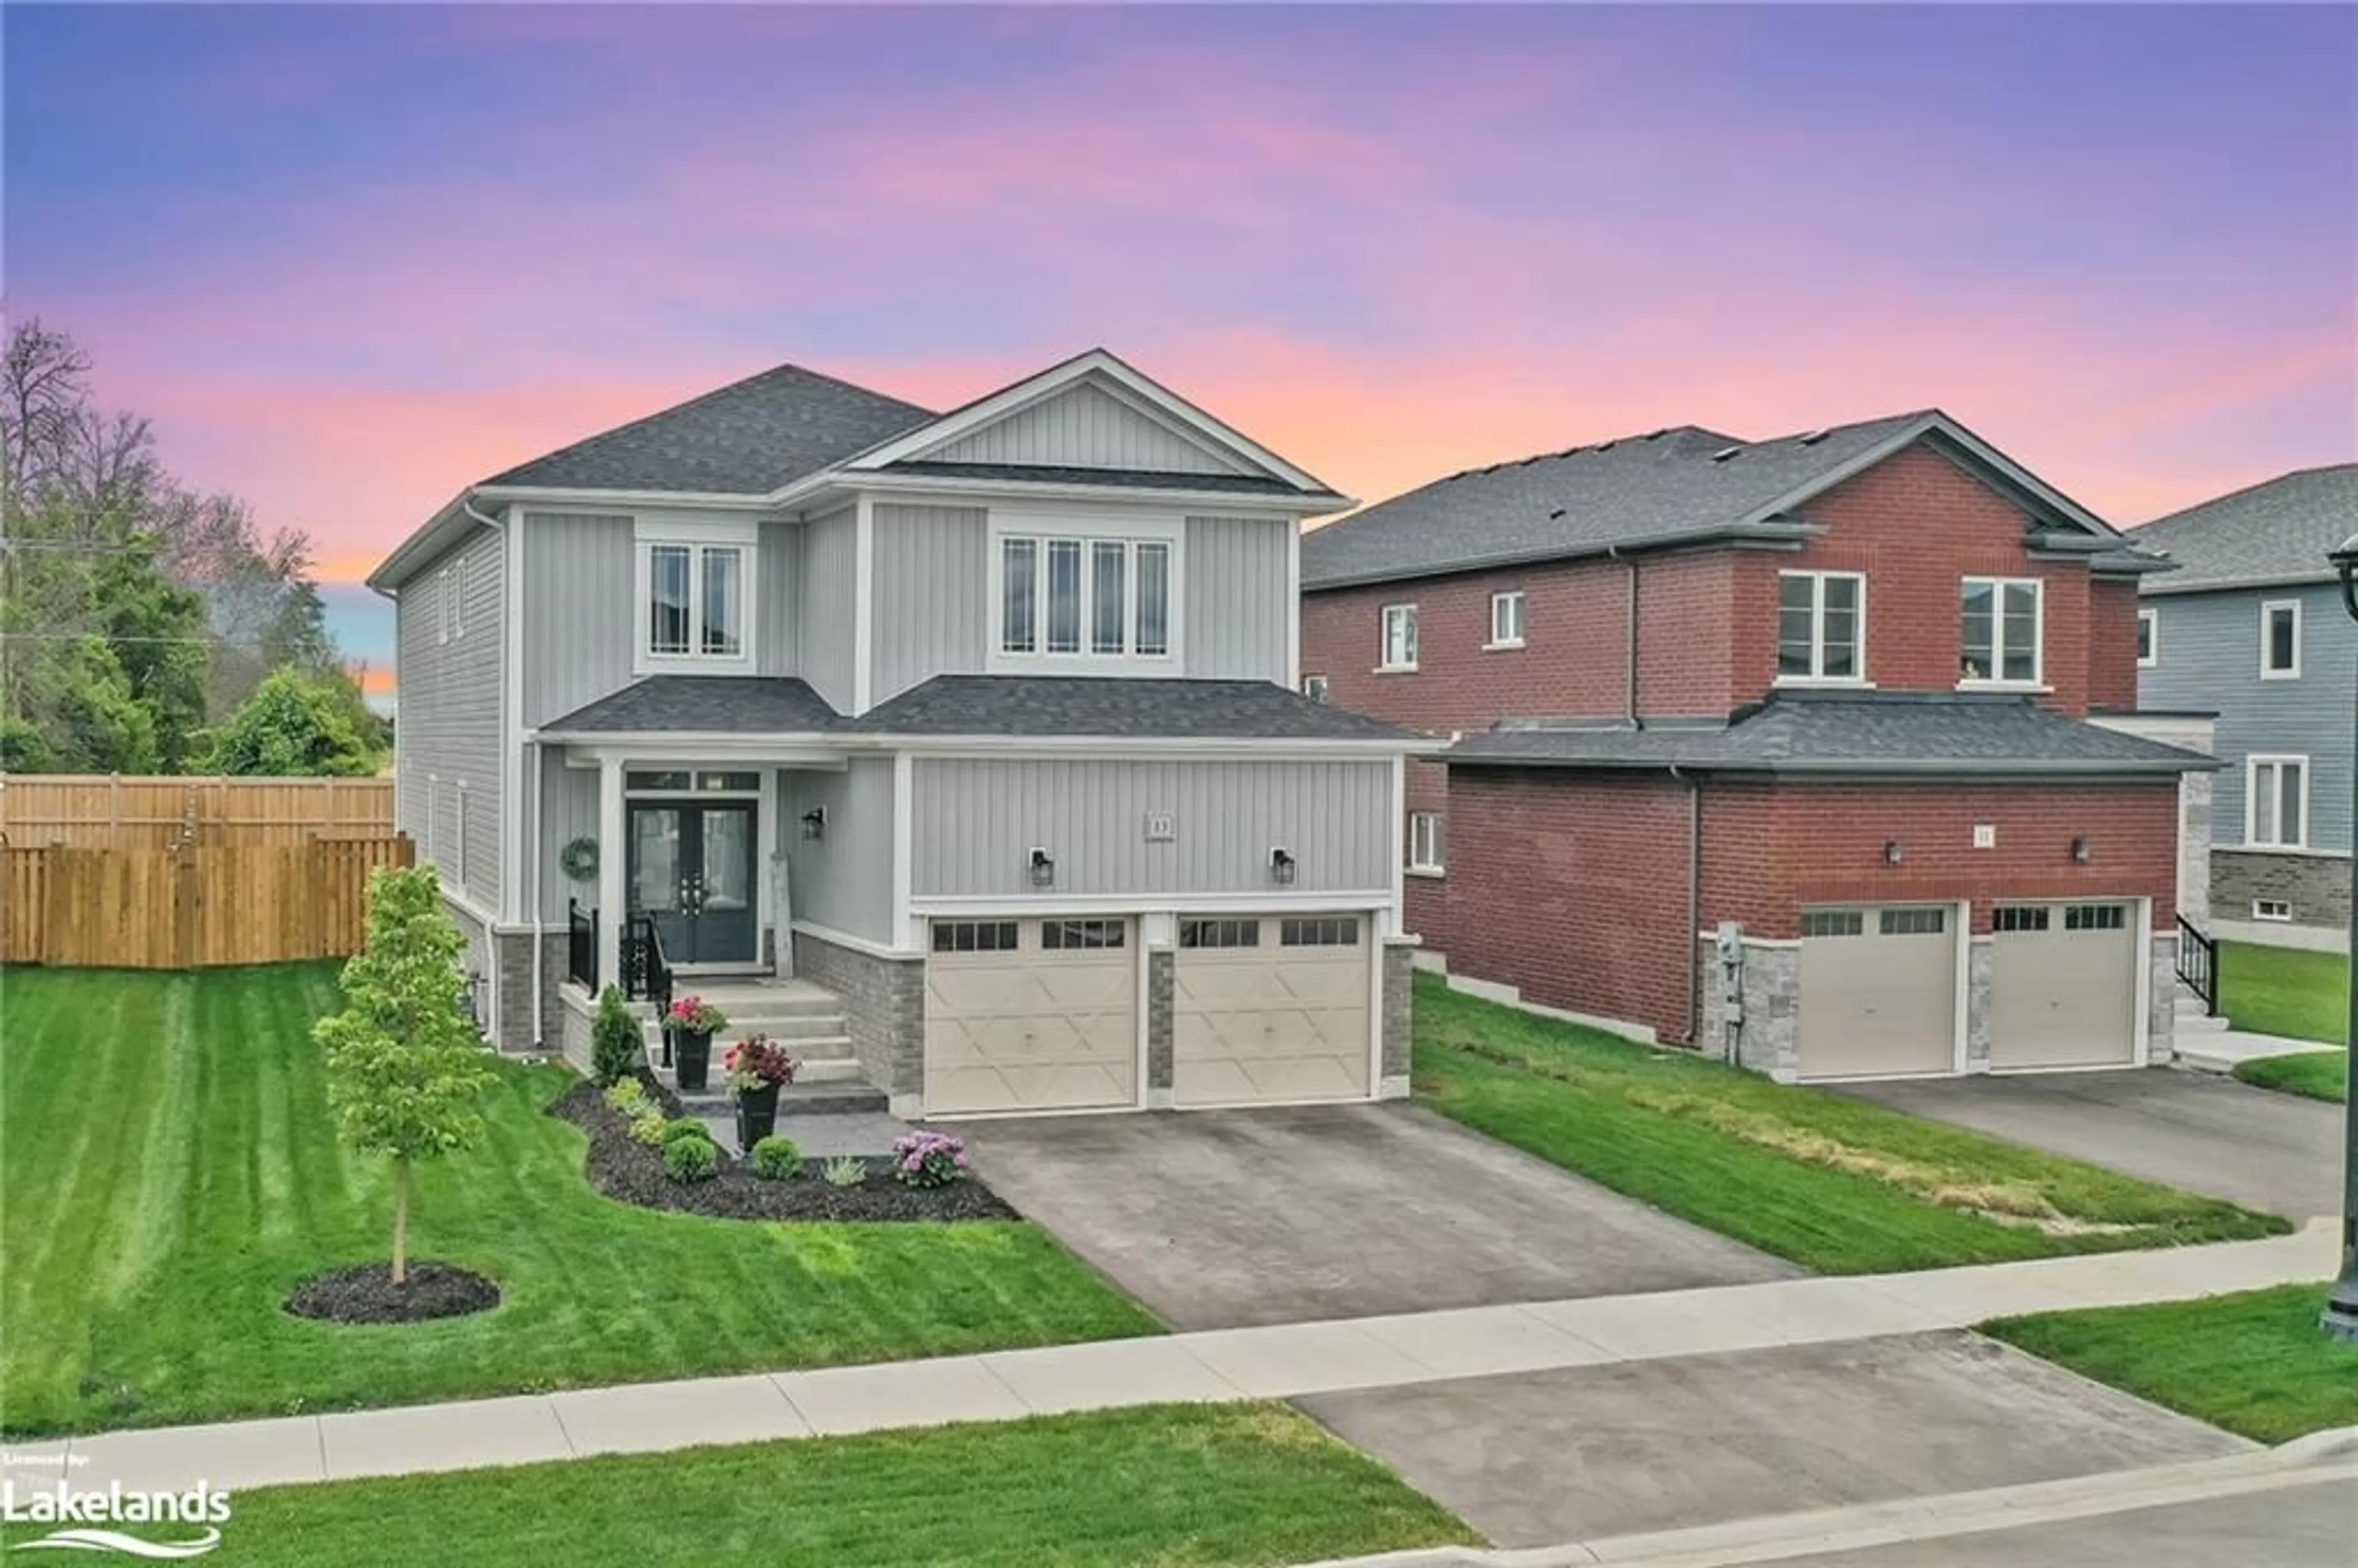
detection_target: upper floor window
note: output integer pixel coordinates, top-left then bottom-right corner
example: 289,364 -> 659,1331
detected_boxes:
2247,755 -> 2308,848
1302,674 -> 1329,704
635,521 -> 756,672
997,533 -> 1171,661
1379,604 -> 1419,670
2260,600 -> 2301,679
1776,572 -> 1863,681
1487,591 -> 1527,650
2136,608 -> 2157,668
1960,576 -> 2042,686
1407,810 -> 1444,873
438,561 -> 465,644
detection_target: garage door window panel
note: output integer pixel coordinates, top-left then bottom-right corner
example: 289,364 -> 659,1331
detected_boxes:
1180,919 -> 1259,949
932,920 -> 1020,953
1043,919 -> 1126,950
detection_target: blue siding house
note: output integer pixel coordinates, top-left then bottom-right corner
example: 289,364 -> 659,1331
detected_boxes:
2134,464 -> 2357,951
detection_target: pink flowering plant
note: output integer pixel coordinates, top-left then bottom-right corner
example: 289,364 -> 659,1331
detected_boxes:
666,995 -> 728,1036
723,1035 -> 798,1097
890,1131 -> 971,1189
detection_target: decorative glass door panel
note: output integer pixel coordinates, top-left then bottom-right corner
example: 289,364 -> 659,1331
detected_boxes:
693,805 -> 756,963
626,801 -> 758,965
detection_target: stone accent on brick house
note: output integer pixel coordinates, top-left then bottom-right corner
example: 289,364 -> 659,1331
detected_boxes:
1379,939 -> 1415,1095
2212,848 -> 2352,934
1695,935 -> 1800,1079
795,930 -> 924,1115
1964,938 -> 1994,1071
2147,930 -> 2179,1063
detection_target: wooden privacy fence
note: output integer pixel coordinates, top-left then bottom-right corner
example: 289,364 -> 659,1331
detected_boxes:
1,836 -> 414,969
0,774 -> 395,850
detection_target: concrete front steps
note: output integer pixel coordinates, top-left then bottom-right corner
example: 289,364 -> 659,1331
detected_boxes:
2169,983 -> 2237,1071
637,974 -> 865,1086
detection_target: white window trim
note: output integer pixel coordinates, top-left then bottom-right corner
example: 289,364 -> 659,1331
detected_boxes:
1378,604 -> 1419,672
1302,673 -> 1330,703
2252,898 -> 2294,923
2244,753 -> 2311,850
436,567 -> 455,645
1407,809 -> 1444,875
2259,598 -> 2302,680
1773,570 -> 1869,685
1958,575 -> 2045,689
2136,607 -> 2158,669
984,507 -> 1185,676
631,518 -> 759,676
1484,590 -> 1527,651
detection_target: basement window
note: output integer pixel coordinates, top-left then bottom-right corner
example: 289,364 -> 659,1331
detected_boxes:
2252,898 -> 2294,923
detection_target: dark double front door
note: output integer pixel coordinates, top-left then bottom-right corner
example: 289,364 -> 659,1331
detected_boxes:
628,801 -> 757,965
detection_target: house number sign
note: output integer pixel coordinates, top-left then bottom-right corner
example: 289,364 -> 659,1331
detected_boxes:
1142,811 -> 1177,842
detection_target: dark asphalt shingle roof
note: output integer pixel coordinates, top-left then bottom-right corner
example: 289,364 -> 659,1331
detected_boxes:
885,460 -> 1309,496
841,676 -> 1417,740
2130,464 -> 2358,595
1448,692 -> 2212,777
1301,410 -> 2150,591
484,363 -> 936,495
542,674 -> 1416,743
542,677 -> 839,734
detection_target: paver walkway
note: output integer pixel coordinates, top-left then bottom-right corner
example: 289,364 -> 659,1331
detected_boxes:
31,1219 -> 2337,1493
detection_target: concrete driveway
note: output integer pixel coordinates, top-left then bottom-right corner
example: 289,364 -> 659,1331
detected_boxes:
1296,1332 -> 2252,1548
952,1103 -> 1797,1329
1839,1068 -> 2341,1219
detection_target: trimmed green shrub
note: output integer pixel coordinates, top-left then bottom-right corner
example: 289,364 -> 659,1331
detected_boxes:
628,1111 -> 669,1147
748,1136 -> 803,1182
590,985 -> 642,1087
602,1076 -> 650,1115
661,1117 -> 714,1147
663,1135 -> 718,1183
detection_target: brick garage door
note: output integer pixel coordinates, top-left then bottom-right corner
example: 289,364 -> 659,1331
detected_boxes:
1796,905 -> 1958,1080
1990,902 -> 2138,1071
1173,914 -> 1371,1106
924,918 -> 1137,1114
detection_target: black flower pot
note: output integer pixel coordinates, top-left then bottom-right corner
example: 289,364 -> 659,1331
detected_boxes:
675,1030 -> 713,1092
736,1082 -> 780,1149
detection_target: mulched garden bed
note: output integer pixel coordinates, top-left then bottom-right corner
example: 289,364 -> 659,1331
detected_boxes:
285,1261 -> 501,1324
549,1073 -> 1019,1223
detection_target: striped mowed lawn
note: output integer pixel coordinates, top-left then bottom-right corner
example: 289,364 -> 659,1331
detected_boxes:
0,963 -> 1156,1438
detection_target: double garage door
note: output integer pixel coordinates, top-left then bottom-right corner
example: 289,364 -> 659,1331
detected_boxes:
923,914 -> 1371,1114
1795,901 -> 2139,1081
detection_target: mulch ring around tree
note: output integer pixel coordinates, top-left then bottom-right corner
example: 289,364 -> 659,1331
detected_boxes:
284,1261 -> 501,1324
548,1072 -> 1020,1224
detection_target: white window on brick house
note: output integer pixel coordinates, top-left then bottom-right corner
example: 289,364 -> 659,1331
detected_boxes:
1487,590 -> 1527,649
1407,810 -> 1444,873
2136,608 -> 2158,667
1960,576 -> 2042,686
1380,604 -> 1419,670
2260,599 -> 2301,679
2246,755 -> 2308,848
1776,572 -> 1864,681
1302,674 -> 1330,703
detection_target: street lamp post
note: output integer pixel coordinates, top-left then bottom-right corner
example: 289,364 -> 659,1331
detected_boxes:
2324,533 -> 2358,1343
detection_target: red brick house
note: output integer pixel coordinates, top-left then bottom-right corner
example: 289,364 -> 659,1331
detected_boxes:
1300,412 -> 2211,1081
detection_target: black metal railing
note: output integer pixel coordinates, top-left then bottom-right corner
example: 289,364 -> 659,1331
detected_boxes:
567,899 -> 597,991
2176,914 -> 2219,1015
622,912 -> 673,1014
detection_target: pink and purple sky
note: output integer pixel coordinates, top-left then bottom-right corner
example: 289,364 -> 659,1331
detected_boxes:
10,4 -> 2354,686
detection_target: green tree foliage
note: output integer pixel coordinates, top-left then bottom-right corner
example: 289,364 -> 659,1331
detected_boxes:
313,865 -> 495,1284
201,668 -> 382,776
590,985 -> 644,1087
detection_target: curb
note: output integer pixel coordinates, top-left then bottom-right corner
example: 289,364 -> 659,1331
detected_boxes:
1291,1437 -> 2358,1568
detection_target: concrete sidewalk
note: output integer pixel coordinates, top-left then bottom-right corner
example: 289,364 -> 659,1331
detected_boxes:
39,1218 -> 2339,1494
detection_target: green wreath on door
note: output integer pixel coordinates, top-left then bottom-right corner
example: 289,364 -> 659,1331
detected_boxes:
559,836 -> 599,883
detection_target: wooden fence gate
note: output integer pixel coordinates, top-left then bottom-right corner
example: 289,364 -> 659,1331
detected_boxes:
0,836 -> 415,968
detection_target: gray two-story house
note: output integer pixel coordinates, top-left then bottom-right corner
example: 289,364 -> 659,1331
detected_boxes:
2135,462 -> 2356,952
368,349 -> 1425,1116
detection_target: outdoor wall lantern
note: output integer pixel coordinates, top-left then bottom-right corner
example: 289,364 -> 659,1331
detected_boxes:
1028,847 -> 1056,887
2070,836 -> 2092,864
1881,839 -> 1905,866
800,806 -> 827,840
1269,847 -> 1297,886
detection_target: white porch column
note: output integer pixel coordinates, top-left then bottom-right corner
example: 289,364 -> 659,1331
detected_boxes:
597,755 -> 626,993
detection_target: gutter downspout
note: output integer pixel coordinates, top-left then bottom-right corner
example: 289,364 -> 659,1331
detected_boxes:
1669,763 -> 1702,1047
459,496 -> 534,1050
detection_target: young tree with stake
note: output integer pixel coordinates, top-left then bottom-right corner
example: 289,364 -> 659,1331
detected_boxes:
313,864 -> 494,1284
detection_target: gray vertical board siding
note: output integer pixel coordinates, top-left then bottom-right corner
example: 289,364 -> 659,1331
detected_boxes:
780,757 -> 895,943
1183,514 -> 1291,681
927,381 -> 1243,475
394,522 -> 504,910
2139,583 -> 2354,853
756,520 -> 803,678
911,758 -> 1391,896
800,506 -> 859,713
518,511 -> 636,726
539,757 -> 600,922
871,503 -> 988,703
